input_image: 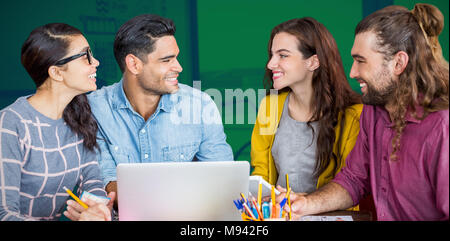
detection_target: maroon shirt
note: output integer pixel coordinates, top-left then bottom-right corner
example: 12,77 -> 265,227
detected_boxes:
333,105 -> 449,221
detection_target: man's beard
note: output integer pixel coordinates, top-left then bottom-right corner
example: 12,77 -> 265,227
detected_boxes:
361,69 -> 396,106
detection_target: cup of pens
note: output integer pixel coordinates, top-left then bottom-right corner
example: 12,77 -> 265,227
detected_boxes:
233,185 -> 292,221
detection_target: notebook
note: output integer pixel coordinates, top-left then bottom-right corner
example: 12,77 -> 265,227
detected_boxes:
116,161 -> 249,220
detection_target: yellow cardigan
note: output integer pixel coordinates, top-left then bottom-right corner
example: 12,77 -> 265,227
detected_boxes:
251,91 -> 362,191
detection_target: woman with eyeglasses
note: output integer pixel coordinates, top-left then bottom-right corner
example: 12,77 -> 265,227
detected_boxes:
0,23 -> 114,221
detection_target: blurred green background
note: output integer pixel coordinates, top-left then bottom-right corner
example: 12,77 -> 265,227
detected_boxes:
1,0 -> 448,163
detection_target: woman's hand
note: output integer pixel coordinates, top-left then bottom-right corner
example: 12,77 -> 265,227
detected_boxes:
64,192 -> 116,221
78,199 -> 111,221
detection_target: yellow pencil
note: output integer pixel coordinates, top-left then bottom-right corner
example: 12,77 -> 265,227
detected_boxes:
271,185 -> 275,206
285,187 -> 292,199
63,186 -> 88,209
281,187 -> 291,218
286,174 -> 290,190
240,192 -> 247,203
271,185 -> 276,218
257,182 -> 262,210
286,174 -> 292,220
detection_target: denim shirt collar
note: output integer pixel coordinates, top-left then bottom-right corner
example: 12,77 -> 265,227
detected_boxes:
112,78 -> 179,113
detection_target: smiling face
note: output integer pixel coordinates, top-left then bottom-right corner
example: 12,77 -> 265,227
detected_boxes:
267,32 -> 314,90
350,31 -> 397,106
137,35 -> 183,95
59,35 -> 100,94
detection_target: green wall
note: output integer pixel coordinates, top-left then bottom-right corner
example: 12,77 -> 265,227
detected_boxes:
1,0 -> 448,163
0,0 -> 195,105
197,0 -> 364,160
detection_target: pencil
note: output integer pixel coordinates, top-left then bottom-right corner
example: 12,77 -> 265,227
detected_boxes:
242,202 -> 256,219
280,187 -> 291,218
285,173 -> 290,191
250,196 -> 264,221
271,185 -> 276,218
286,174 -> 292,220
63,186 -> 88,209
271,185 -> 275,206
240,192 -> 247,204
257,181 -> 262,210
285,187 -> 292,199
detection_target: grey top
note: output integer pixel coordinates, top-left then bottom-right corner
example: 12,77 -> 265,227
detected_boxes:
0,96 -> 106,221
271,94 -> 318,193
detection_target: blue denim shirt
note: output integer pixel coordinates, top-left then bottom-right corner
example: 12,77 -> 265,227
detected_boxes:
87,80 -> 234,186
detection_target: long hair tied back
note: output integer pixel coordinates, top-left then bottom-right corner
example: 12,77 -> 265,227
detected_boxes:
21,23 -> 98,151
355,4 -> 449,161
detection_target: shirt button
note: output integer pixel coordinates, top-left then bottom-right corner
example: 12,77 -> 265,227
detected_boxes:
144,154 -> 149,159
381,187 -> 387,192
141,129 -> 146,134
180,154 -> 184,159
114,146 -> 119,151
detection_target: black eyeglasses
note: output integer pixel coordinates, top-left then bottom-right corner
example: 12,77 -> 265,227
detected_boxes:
54,47 -> 93,66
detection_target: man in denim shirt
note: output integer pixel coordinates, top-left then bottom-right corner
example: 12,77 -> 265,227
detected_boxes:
86,14 -> 233,206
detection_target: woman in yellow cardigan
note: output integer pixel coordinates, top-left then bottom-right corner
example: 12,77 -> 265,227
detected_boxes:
251,17 -> 362,198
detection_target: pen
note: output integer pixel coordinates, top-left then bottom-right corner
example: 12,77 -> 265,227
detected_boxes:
63,186 -> 88,209
262,202 -> 270,219
279,188 -> 291,208
279,187 -> 291,218
233,200 -> 243,212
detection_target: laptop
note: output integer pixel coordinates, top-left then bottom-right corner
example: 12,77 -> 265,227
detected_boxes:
116,161 -> 249,221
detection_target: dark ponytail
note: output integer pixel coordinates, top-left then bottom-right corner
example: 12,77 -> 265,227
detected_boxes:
63,94 -> 98,151
21,23 -> 98,151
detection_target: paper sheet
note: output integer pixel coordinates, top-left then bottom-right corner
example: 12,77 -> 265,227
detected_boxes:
299,215 -> 353,221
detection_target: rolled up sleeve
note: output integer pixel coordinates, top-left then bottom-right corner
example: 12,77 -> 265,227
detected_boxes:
332,110 -> 371,206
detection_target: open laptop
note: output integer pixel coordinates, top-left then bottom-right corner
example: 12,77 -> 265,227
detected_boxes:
116,161 -> 249,221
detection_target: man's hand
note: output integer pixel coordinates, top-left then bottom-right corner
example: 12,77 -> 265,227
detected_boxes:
106,191 -> 116,211
106,181 -> 118,210
274,185 -> 308,220
279,182 -> 354,220
284,193 -> 309,220
274,185 -> 307,202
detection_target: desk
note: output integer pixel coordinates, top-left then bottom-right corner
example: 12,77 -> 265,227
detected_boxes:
314,210 -> 373,221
